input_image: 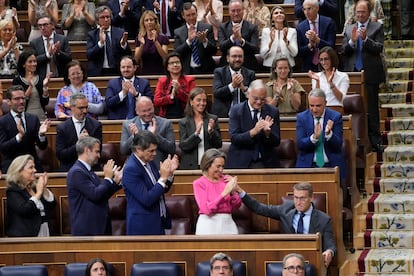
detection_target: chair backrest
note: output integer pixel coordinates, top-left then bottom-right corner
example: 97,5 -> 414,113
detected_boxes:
0,265 -> 48,276
165,195 -> 195,235
130,263 -> 182,276
265,262 -> 317,276
196,261 -> 246,276
64,262 -> 114,276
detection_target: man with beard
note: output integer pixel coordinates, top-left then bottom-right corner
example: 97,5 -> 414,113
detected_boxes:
211,46 -> 256,118
67,136 -> 123,235
105,56 -> 153,119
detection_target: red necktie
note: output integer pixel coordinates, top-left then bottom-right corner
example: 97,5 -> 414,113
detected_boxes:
161,0 -> 167,34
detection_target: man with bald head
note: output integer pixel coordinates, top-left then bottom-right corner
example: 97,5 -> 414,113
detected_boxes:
120,96 -> 176,168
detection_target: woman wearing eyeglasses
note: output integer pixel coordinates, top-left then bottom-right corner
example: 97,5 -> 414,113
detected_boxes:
54,60 -> 104,119
154,52 -> 195,118
307,46 -> 349,114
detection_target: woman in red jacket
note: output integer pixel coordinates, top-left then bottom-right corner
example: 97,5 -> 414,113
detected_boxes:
154,52 -> 195,118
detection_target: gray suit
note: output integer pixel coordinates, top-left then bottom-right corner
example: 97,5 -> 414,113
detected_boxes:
242,193 -> 336,255
120,115 -> 176,168
178,113 -> 222,169
342,20 -> 385,146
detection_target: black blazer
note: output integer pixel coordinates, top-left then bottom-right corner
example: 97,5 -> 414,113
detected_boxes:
6,184 -> 56,237
56,117 -> 103,171
29,33 -> 72,80
107,0 -> 142,39
211,65 -> 256,118
174,22 -> 217,74
0,112 -> 48,172
178,113 -> 222,169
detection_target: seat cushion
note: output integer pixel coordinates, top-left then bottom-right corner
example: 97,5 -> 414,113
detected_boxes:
64,262 -> 114,276
196,261 -> 246,276
266,262 -> 317,276
0,265 -> 48,276
130,263 -> 182,276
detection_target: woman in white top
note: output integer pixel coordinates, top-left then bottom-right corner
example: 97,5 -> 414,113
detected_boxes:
308,46 -> 349,114
260,6 -> 298,70
193,0 -> 223,41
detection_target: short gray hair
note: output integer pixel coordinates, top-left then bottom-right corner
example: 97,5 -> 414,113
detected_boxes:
247,79 -> 265,93
293,182 -> 313,197
308,88 -> 326,102
282,253 -> 305,268
76,136 -> 101,155
70,93 -> 87,106
210,252 -> 233,271
303,0 -> 319,7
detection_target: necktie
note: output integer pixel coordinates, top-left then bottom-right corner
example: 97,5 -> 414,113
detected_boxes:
252,109 -> 260,161
355,24 -> 364,71
297,212 -> 306,234
232,73 -> 241,106
315,117 -> 325,167
16,113 -> 25,131
105,31 -> 114,67
46,38 -> 57,76
312,21 -> 319,65
145,163 -> 167,217
161,0 -> 167,35
191,34 -> 200,66
77,120 -> 84,137
143,122 -> 149,130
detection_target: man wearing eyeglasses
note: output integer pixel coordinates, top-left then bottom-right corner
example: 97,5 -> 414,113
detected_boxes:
282,253 -> 306,276
226,79 -> 280,169
30,15 -> 72,80
236,182 -> 336,268
210,252 -> 233,276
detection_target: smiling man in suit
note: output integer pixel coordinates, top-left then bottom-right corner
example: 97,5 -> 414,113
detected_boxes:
211,46 -> 256,118
105,56 -> 153,120
56,94 -> 102,172
174,2 -> 217,74
226,79 -> 280,169
30,15 -> 72,80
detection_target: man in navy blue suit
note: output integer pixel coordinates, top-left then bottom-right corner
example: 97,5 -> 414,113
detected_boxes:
296,0 -> 336,72
56,94 -> 102,172
105,56 -> 153,119
226,79 -> 280,169
122,131 -> 179,235
86,6 -> 131,76
296,88 -> 346,193
67,136 -> 123,236
107,0 -> 142,39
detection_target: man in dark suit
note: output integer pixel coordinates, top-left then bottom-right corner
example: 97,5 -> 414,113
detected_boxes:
67,136 -> 123,236
294,0 -> 339,29
236,182 -> 336,268
56,94 -> 103,172
296,0 -> 336,72
174,3 -> 217,74
0,85 -> 50,173
211,46 -> 256,118
226,79 -> 280,169
120,96 -> 176,168
105,56 -> 153,119
86,5 -> 131,76
342,0 -> 385,152
30,15 -> 72,80
107,0 -> 142,39
153,0 -> 184,37
122,131 -> 179,235
218,0 -> 259,71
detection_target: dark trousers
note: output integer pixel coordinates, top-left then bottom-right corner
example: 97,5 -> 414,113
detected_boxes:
365,82 -> 381,146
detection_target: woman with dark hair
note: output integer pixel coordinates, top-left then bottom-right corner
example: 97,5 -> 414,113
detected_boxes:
154,52 -> 195,118
13,50 -> 50,120
193,148 -> 241,234
6,154 -> 56,237
260,6 -> 298,69
308,46 -> 349,113
265,55 -> 303,115
179,87 -> 222,169
54,60 -> 104,119
134,10 -> 169,75
85,258 -> 111,276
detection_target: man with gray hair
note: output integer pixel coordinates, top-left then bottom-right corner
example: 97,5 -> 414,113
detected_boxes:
210,252 -> 233,276
56,93 -> 102,171
226,79 -> 280,168
282,253 -> 306,276
67,136 -> 123,235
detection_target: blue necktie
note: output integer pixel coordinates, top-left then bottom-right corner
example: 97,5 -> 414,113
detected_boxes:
143,123 -> 149,130
355,24 -> 364,71
191,39 -> 200,66
105,31 -> 114,67
297,212 -> 305,234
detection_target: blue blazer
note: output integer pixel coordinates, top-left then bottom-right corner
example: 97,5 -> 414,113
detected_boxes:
295,108 -> 346,180
122,154 -> 172,235
56,117 -> 102,172
296,15 -> 336,72
86,26 -> 132,76
67,160 -> 121,235
0,112 -> 48,173
107,0 -> 141,39
226,101 -> 281,168
105,76 -> 153,119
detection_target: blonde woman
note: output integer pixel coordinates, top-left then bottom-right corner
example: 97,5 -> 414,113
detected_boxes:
193,0 -> 223,41
0,0 -> 19,30
0,19 -> 22,79
242,0 -> 270,35
134,10 -> 169,75
61,0 -> 95,41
